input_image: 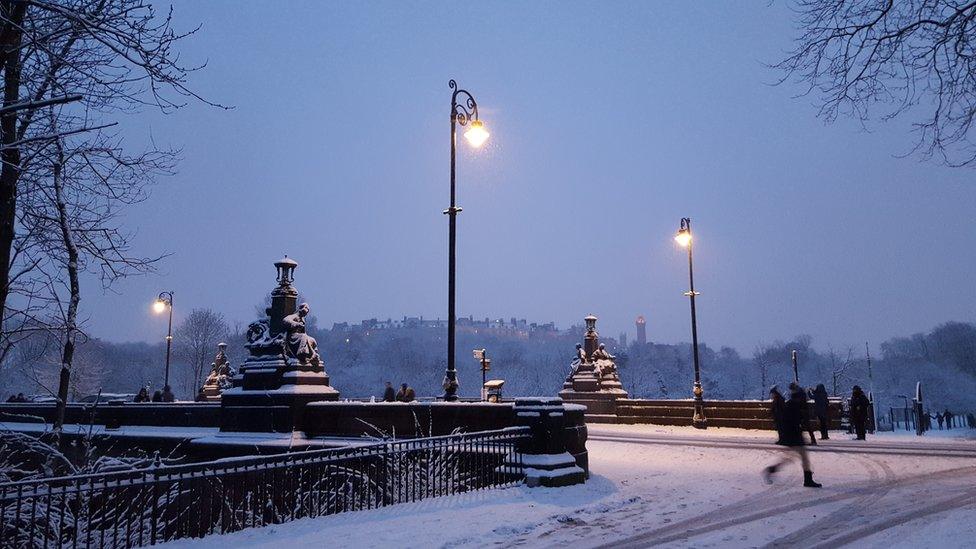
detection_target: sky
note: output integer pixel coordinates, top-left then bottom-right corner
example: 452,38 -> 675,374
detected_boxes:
85,1 -> 976,355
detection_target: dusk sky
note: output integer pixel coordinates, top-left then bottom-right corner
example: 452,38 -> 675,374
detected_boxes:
91,1 -> 976,354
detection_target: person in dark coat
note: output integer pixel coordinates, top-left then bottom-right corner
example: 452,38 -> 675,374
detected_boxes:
792,383 -> 817,445
151,390 -> 162,402
764,385 -> 821,488
395,383 -> 415,402
769,386 -> 786,443
134,387 -> 150,403
810,384 -> 830,440
850,385 -> 870,440
943,409 -> 953,430
935,412 -> 944,430
382,381 -> 396,402
160,385 -> 175,403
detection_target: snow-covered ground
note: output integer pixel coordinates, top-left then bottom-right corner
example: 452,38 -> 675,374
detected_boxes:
163,425 -> 976,549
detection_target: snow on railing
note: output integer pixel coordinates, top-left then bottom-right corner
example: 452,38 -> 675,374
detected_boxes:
0,426 -> 530,547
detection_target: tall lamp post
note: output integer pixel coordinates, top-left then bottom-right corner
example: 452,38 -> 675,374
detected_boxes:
791,349 -> 799,384
443,79 -> 489,401
675,218 -> 707,429
154,291 -> 174,388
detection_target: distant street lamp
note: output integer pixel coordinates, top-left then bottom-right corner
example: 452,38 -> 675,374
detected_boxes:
791,349 -> 799,384
154,291 -> 174,388
443,79 -> 489,402
675,218 -> 706,429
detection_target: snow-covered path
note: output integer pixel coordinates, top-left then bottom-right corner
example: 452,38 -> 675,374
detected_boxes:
164,425 -> 976,549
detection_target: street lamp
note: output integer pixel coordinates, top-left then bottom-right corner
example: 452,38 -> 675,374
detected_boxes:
443,79 -> 488,402
154,291 -> 174,389
791,349 -> 799,384
675,218 -> 706,429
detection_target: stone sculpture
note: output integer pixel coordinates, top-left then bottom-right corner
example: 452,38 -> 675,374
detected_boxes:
283,302 -> 320,366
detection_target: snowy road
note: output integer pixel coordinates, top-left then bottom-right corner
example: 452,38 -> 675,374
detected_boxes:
165,425 -> 976,549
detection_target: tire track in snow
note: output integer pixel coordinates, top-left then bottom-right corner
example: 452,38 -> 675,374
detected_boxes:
762,456 -> 895,547
596,464 -> 976,549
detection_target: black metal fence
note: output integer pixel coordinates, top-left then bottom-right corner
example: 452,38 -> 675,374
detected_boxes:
0,427 -> 529,548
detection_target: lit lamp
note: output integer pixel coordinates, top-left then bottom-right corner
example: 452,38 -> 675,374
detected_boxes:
154,291 -> 174,390
675,218 -> 707,429
443,79 -> 489,402
463,120 -> 489,148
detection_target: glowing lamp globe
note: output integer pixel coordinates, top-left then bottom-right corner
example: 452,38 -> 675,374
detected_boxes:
153,300 -> 167,313
674,229 -> 692,247
463,120 -> 489,148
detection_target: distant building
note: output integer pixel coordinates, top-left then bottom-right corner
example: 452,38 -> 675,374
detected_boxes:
331,314 -> 558,339
619,332 -> 628,348
636,315 -> 646,346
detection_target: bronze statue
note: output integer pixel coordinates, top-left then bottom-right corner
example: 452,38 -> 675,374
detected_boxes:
592,343 -> 615,361
283,302 -> 320,366
245,318 -> 285,358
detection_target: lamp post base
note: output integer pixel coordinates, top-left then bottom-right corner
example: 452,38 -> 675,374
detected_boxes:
442,371 -> 459,402
692,382 -> 707,429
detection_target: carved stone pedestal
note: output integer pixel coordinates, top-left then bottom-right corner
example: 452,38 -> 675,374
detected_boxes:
512,397 -> 587,487
558,316 -> 629,423
220,257 -> 340,433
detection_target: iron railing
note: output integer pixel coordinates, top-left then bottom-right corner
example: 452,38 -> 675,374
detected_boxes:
0,426 -> 530,548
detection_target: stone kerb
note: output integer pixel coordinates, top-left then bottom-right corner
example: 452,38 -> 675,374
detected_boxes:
513,397 -> 586,487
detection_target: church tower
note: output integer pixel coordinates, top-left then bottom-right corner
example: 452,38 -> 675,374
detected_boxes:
636,315 -> 647,346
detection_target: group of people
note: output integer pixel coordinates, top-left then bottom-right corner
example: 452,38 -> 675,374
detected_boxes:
133,385 -> 175,403
930,409 -> 964,430
764,382 -> 874,488
4,392 -> 28,402
381,381 -> 416,402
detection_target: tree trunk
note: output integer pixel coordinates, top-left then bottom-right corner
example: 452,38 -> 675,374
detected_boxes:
52,146 -> 80,432
0,1 -> 26,340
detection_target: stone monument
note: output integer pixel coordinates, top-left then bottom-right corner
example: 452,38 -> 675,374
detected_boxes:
200,342 -> 235,402
221,257 -> 340,432
558,315 -> 628,423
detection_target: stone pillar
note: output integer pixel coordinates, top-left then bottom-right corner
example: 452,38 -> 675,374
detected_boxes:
583,315 -> 598,359
269,256 -> 298,336
513,397 -> 586,487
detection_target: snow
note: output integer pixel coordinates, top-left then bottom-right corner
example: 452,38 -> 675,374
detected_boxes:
521,453 -> 577,467
160,423 -> 976,548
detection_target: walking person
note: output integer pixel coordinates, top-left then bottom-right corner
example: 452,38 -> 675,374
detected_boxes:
811,383 -> 830,440
850,385 -> 870,440
764,385 -> 822,488
943,409 -> 953,430
791,383 -> 817,445
936,412 -> 944,430
382,381 -> 396,402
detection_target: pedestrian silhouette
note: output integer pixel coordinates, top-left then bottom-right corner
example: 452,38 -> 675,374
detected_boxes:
764,385 -> 821,488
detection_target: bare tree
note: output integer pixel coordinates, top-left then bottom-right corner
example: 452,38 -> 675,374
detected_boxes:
827,345 -> 857,396
777,1 -> 976,166
753,343 -> 776,399
0,0 -> 222,352
10,106 -> 174,428
174,309 -> 227,398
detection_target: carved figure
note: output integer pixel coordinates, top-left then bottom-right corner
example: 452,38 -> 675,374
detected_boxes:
283,302 -> 320,366
569,343 -> 585,375
244,318 -> 285,358
592,343 -> 615,361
